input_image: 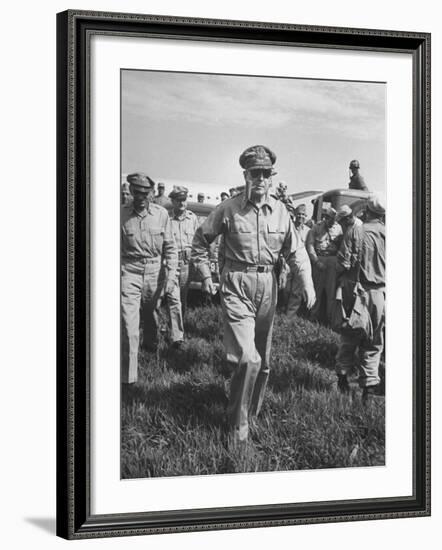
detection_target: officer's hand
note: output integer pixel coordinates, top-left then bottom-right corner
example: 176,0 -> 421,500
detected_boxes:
303,286 -> 316,310
316,260 -> 326,271
202,277 -> 215,295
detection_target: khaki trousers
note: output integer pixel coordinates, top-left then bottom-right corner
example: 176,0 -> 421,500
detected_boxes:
121,259 -> 165,384
165,260 -> 190,343
220,268 -> 277,440
336,288 -> 385,387
311,256 -> 338,326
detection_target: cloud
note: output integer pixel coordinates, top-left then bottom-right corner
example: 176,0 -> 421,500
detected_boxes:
122,70 -> 385,141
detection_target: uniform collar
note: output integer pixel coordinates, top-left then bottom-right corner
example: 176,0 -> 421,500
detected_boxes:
171,209 -> 191,221
131,202 -> 154,218
241,192 -> 275,212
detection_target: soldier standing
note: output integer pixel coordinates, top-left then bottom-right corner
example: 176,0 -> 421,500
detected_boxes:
121,182 -> 132,206
336,204 -> 363,235
191,145 -> 315,447
154,182 -> 169,207
348,160 -> 368,191
286,204 -> 311,319
121,173 -> 177,384
197,192 -> 205,204
166,186 -> 199,348
306,205 -> 343,326
335,197 -> 385,401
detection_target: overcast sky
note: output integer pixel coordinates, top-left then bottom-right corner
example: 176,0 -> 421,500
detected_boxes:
122,70 -> 385,199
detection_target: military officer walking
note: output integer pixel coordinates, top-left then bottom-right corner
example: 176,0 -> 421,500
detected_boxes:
166,186 -> 199,347
191,145 -> 315,447
121,173 -> 178,384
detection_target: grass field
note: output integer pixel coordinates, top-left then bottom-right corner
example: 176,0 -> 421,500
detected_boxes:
121,303 -> 385,478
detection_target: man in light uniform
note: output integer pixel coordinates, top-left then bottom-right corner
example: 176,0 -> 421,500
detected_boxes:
121,172 -> 177,384
191,145 -> 315,446
335,197 -> 385,400
154,182 -> 169,207
306,205 -> 343,326
286,204 -> 311,319
166,186 -> 199,347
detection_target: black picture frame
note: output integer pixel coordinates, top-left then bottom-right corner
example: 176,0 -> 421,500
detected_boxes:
56,9 -> 431,540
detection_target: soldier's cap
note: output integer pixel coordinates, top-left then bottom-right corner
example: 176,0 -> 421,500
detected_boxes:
294,203 -> 307,214
121,182 -> 130,192
278,181 -> 287,190
221,191 -> 229,197
366,196 -> 385,216
336,204 -> 353,220
157,182 -> 165,188
169,185 -> 189,200
126,172 -> 155,189
349,159 -> 360,168
239,145 -> 276,171
197,192 -> 205,198
322,204 -> 337,218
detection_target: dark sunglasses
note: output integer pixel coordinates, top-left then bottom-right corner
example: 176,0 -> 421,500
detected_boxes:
249,168 -> 272,179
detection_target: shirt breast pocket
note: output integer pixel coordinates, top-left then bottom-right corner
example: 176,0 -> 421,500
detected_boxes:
229,221 -> 252,248
184,229 -> 194,247
267,223 -> 285,250
149,227 -> 164,252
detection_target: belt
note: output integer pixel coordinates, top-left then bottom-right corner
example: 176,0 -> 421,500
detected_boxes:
224,260 -> 274,273
122,256 -> 161,265
177,249 -> 191,261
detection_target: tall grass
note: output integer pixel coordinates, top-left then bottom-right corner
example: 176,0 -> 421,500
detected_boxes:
121,305 -> 384,478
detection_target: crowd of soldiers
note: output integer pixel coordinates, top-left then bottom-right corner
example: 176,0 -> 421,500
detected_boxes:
121,146 -> 385,450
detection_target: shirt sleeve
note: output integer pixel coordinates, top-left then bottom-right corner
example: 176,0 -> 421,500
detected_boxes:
162,213 -> 178,279
306,225 -> 318,264
191,205 -> 226,280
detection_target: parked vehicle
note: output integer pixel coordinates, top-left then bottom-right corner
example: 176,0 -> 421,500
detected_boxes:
310,188 -> 373,223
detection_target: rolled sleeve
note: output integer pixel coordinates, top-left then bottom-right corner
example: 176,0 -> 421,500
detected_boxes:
191,206 -> 226,280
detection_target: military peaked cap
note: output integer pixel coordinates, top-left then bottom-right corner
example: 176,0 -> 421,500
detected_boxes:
126,172 -> 155,188
239,145 -> 276,170
169,185 -> 189,200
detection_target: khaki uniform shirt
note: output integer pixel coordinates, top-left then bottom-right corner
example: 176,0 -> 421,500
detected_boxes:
170,209 -> 199,254
191,193 -> 308,281
349,173 -> 368,191
337,220 -> 385,289
294,223 -> 310,245
306,220 -> 343,263
121,203 -> 177,277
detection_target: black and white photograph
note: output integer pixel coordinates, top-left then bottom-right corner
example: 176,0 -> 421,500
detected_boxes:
120,69 -> 387,478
